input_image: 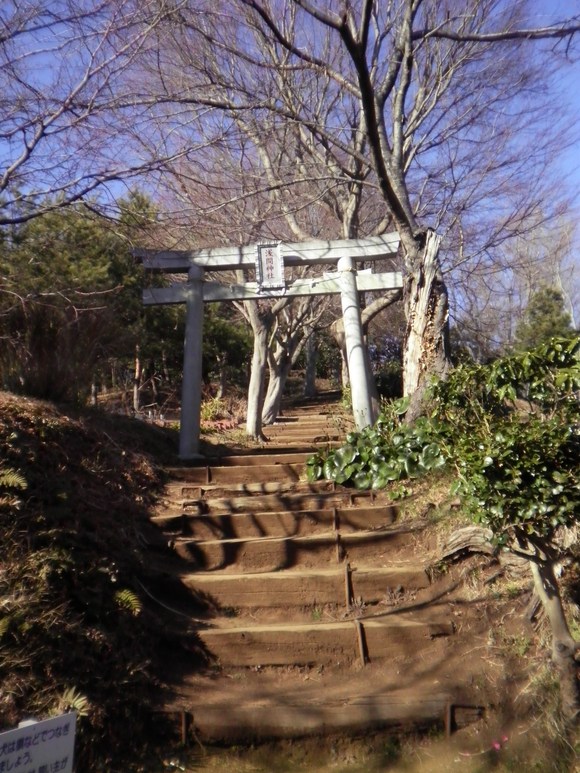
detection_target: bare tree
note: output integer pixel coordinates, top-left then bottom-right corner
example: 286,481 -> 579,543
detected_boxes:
150,0 -> 580,418
0,0 -> 214,226
261,294 -> 326,424
452,216 -> 580,359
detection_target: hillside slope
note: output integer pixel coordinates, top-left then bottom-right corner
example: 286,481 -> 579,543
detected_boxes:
0,392 -> 187,770
0,391 -> 577,773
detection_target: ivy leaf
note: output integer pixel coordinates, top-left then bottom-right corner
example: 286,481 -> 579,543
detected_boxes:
420,443 -> 444,470
353,470 -> 373,489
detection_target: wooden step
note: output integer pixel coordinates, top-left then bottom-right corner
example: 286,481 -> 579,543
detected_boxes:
199,616 -> 453,667
262,431 -> 343,442
151,504 -> 398,539
178,564 -> 430,607
162,462 -> 306,486
262,424 -> 338,433
163,478 -> 336,500
164,682 -> 458,742
168,452 -> 313,470
172,528 -> 414,572
161,488 -> 380,516
265,419 -> 338,428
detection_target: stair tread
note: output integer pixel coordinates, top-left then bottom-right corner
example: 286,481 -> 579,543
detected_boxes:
178,562 -> 424,579
173,526 -> 412,547
200,616 -> 451,634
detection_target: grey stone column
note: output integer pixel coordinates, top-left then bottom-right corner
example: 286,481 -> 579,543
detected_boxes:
338,256 -> 374,430
179,265 -> 204,459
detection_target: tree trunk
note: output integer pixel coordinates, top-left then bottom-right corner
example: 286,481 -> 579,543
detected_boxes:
109,359 -> 117,390
530,559 -> 579,728
161,349 -> 170,384
303,334 -> 317,398
246,317 -> 270,439
262,343 -> 303,425
149,361 -> 159,402
216,355 -> 227,400
262,365 -> 287,425
402,231 -> 451,420
133,344 -> 142,413
90,378 -> 98,406
261,317 -> 314,425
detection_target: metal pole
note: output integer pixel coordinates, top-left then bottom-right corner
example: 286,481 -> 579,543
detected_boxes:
338,256 -> 374,430
179,265 -> 204,459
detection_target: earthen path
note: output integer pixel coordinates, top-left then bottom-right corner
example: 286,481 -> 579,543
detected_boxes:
148,399 -> 484,744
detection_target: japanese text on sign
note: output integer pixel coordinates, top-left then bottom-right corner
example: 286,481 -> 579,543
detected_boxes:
256,244 -> 285,290
0,713 -> 76,773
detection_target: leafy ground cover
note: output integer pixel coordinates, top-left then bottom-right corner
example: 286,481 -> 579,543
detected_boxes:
309,337 -> 580,736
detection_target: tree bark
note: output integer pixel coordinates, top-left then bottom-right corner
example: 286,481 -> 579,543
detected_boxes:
244,301 -> 275,439
262,326 -> 311,425
530,559 -> 579,728
402,231 -> 451,420
246,322 -> 270,439
303,334 -> 317,398
133,344 -> 142,413
262,366 -> 286,425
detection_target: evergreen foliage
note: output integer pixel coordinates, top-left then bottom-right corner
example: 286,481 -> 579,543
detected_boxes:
202,305 -> 252,384
309,336 -> 580,722
514,286 -> 574,352
431,337 -> 579,545
309,337 -> 580,542
0,194 -> 184,403
306,399 -> 445,490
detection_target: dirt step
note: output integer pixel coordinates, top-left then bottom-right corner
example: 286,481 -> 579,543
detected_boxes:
163,478 -> 335,500
178,564 -> 430,607
163,462 -> 305,486
151,504 -> 398,539
160,488 -> 381,516
261,430 -> 343,442
172,528 -> 415,572
199,616 -> 453,667
162,676 -> 460,743
168,452 -> 313,470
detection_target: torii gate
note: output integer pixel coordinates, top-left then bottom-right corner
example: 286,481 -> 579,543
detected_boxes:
136,233 -> 402,458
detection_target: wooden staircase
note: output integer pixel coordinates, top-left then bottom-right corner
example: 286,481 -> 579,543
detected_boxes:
147,403 -> 482,743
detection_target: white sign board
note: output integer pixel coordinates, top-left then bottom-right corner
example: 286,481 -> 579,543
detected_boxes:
256,243 -> 285,289
0,712 -> 76,773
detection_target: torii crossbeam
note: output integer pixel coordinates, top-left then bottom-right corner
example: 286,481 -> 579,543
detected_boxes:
137,234 -> 402,458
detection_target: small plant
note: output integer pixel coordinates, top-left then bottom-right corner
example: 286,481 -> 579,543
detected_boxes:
114,588 -> 143,616
0,466 -> 27,491
200,396 -> 227,422
499,631 -> 533,658
54,686 -> 91,718
306,397 -> 446,489
390,484 -> 412,500
340,386 -> 352,411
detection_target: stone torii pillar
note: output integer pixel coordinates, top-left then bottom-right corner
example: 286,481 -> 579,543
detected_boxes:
338,256 -> 376,429
179,265 -> 204,458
